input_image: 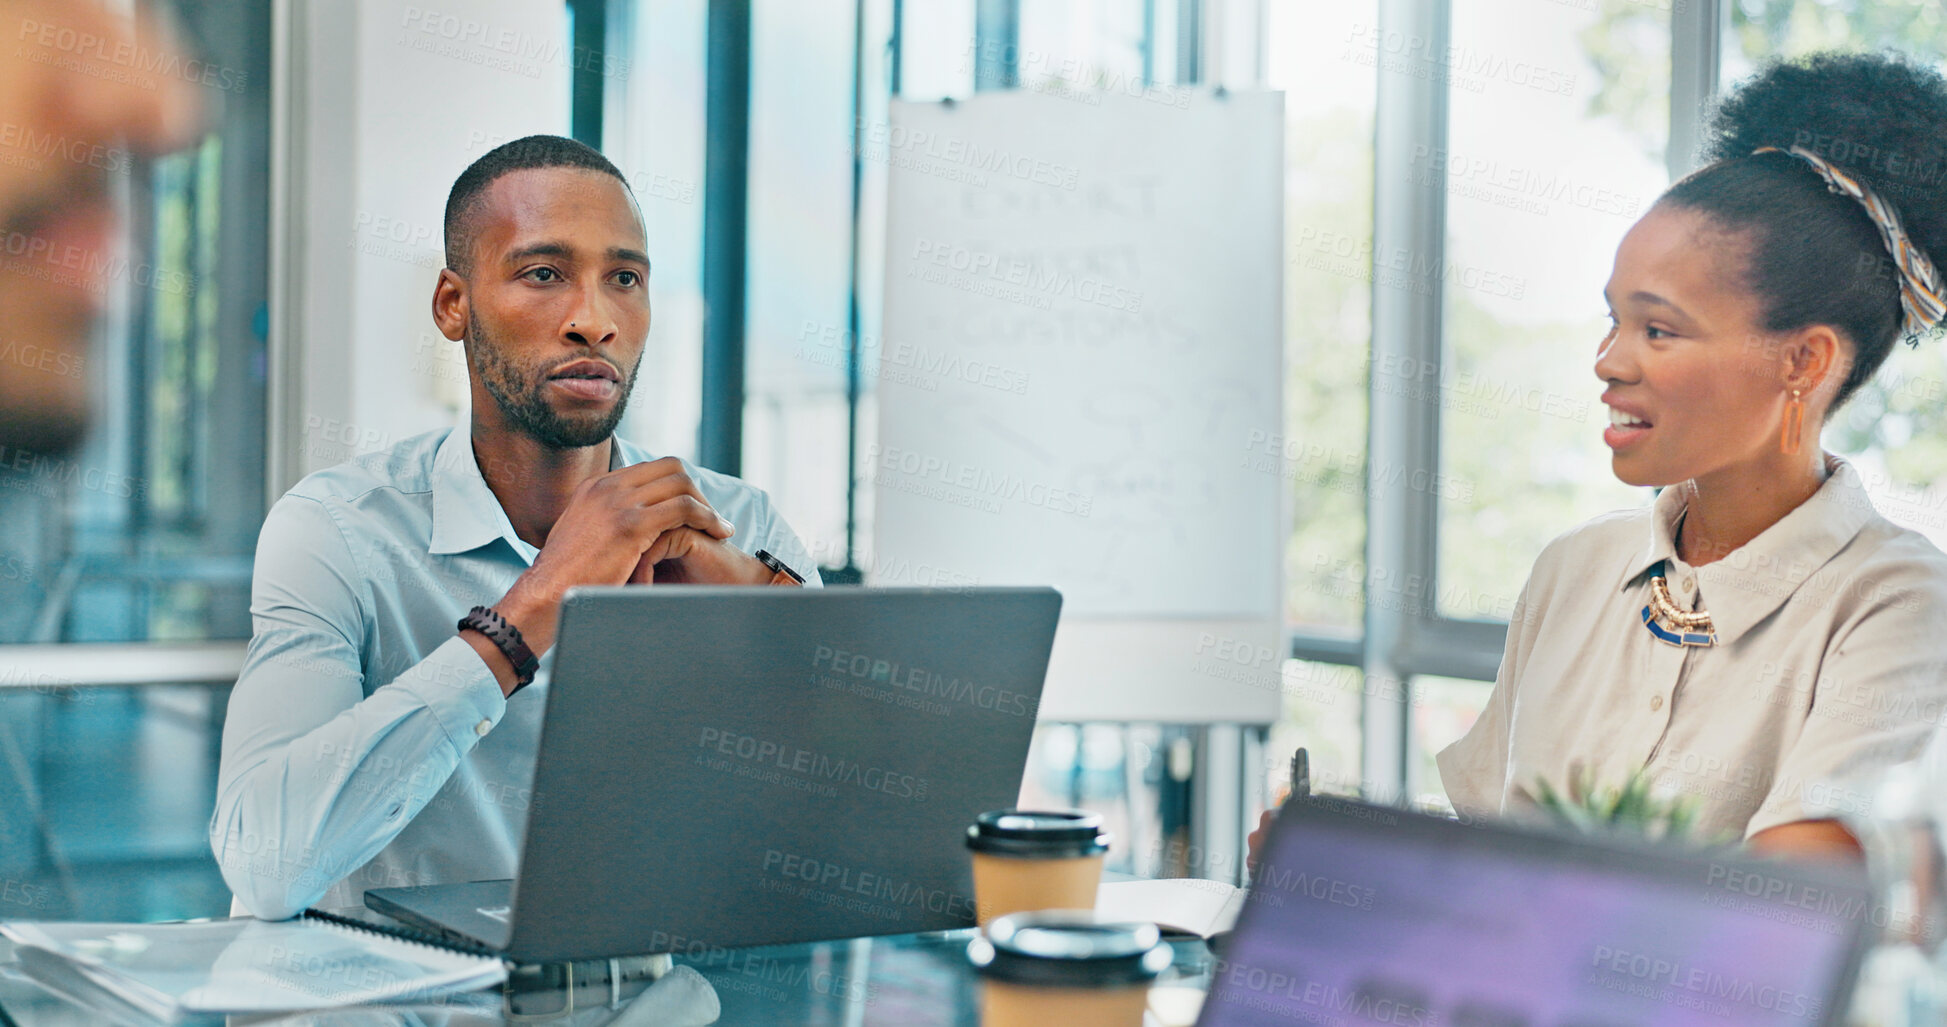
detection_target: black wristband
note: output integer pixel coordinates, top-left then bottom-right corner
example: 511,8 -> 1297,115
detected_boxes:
458,605 -> 539,693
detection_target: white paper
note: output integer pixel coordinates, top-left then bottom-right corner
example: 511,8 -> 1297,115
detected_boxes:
1095,878 -> 1247,938
1,917 -> 506,1020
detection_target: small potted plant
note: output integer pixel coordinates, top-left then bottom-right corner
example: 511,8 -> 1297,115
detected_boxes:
1518,763 -> 1724,847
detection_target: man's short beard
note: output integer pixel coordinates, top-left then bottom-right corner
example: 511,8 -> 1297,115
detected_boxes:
468,310 -> 639,449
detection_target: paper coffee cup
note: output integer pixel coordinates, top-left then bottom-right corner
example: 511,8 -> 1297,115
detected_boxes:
968,911 -> 1171,1027
966,809 -> 1112,926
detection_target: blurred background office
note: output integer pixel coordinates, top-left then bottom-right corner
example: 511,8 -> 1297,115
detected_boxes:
6,0 -> 1947,923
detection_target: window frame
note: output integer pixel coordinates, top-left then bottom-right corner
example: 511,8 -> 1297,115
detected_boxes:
1287,0 -> 1730,802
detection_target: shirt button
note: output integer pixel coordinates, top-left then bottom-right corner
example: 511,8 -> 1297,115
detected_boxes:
474,718 -> 492,737
1680,575 -> 1695,594
1650,695 -> 1664,711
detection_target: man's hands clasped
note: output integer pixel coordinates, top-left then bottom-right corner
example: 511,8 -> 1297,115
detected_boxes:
464,458 -> 774,695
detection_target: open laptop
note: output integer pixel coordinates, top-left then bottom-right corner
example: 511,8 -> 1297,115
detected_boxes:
364,586 -> 1062,964
1199,797 -> 1871,1027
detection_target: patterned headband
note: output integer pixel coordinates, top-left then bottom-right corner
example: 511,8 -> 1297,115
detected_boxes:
1755,144 -> 1947,336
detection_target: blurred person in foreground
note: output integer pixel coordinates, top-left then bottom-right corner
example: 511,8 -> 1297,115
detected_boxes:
0,0 -> 196,453
1258,52 -> 1947,864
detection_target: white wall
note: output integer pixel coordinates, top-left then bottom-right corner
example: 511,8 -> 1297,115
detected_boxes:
274,0 -> 572,492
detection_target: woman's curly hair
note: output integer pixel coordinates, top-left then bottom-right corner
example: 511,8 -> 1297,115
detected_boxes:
1662,51 -> 1947,407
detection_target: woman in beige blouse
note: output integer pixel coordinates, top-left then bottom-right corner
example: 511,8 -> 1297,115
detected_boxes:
1433,52 -> 1947,860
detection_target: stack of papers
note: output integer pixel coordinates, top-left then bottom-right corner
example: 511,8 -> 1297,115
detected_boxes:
0,917 -> 506,1024
1095,878 -> 1248,938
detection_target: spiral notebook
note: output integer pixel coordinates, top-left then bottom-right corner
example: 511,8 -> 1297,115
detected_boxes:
0,913 -> 507,1024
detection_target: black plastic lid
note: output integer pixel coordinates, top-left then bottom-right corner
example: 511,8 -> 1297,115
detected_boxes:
967,911 -> 1172,988
965,809 -> 1111,858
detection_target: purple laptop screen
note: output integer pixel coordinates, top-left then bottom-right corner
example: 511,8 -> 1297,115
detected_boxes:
1201,805 -> 1861,1027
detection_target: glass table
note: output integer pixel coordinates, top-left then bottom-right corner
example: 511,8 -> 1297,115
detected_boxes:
0,920 -> 1218,1026
6,912 -> 1943,1026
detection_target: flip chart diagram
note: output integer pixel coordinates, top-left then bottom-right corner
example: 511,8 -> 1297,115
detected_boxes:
875,88 -> 1285,723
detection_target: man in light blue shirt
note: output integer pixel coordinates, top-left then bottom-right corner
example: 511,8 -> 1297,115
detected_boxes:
211,136 -> 819,919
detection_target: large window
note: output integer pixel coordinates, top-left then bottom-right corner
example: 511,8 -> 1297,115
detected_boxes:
0,0 -> 270,647
1413,0 -> 1669,803
1254,0 -> 1687,810
608,0 -> 710,465
0,685 -> 230,921
0,0 -> 272,923
1265,0 -> 1376,796
742,0 -> 860,568
1435,3 -> 1664,618
1272,0 -> 1375,636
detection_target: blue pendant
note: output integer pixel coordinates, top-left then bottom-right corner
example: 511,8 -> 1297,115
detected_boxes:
1641,605 -> 1716,648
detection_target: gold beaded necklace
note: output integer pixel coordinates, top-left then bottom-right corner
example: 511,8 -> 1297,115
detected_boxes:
1641,573 -> 1717,647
